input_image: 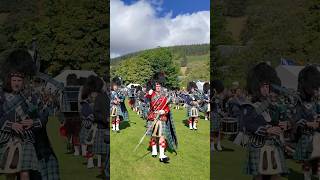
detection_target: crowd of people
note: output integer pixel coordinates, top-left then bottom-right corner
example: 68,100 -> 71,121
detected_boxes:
213,62 -> 320,180
0,48 -> 109,180
110,72 -> 210,163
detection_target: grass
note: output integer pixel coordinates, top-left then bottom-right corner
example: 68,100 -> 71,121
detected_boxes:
111,104 -> 210,180
212,139 -> 319,180
0,116 -> 100,180
186,54 -> 209,63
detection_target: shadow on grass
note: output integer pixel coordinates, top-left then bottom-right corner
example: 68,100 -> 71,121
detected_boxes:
182,119 -> 189,128
120,121 -> 131,130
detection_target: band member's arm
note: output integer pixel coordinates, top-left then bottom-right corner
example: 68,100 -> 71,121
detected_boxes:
118,93 -> 125,102
242,105 -> 268,136
145,90 -> 153,99
93,94 -> 108,126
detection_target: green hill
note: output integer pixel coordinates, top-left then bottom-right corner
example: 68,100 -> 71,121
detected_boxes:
111,44 -> 210,87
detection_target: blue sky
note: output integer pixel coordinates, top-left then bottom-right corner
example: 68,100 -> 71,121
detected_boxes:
111,0 -> 210,58
122,0 -> 210,17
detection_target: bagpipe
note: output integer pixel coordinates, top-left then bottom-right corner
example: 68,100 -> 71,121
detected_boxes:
0,88 -> 41,173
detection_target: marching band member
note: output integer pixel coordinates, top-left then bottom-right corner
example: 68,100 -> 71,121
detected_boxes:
186,81 -> 201,130
0,49 -> 42,180
293,65 -> 320,180
202,82 -> 210,121
242,62 -> 288,180
79,75 -> 98,168
128,85 -> 136,111
111,77 -> 128,132
92,76 -> 108,173
145,72 -> 178,163
212,80 -> 224,151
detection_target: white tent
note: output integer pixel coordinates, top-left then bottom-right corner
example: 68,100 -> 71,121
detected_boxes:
275,65 -> 318,90
196,81 -> 205,91
126,83 -> 140,88
54,70 -> 97,86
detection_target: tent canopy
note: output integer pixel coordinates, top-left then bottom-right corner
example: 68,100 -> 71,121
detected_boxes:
54,70 -> 97,86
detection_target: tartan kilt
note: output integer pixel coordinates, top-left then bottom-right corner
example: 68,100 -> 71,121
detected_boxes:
199,104 -> 208,113
211,113 -> 220,132
245,141 -> 288,175
92,129 -> 107,154
112,104 -> 129,122
186,106 -> 199,118
79,126 -> 90,144
293,134 -> 313,161
140,105 -> 148,119
0,141 -> 39,172
146,118 -> 177,150
38,155 -> 60,180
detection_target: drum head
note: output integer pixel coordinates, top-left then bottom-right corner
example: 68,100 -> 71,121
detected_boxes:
220,117 -> 239,135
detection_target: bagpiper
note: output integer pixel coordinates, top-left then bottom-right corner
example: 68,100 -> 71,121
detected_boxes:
185,81 -> 201,130
293,65 -> 320,180
79,75 -> 98,168
242,62 -> 288,180
202,82 -> 210,121
0,49 -> 42,180
110,77 -> 128,132
145,72 -> 178,163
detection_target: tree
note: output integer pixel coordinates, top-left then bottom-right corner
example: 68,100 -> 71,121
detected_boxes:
0,0 -> 109,76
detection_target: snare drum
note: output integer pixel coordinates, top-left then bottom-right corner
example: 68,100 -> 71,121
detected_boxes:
190,107 -> 199,117
111,105 -> 118,117
220,117 -> 239,135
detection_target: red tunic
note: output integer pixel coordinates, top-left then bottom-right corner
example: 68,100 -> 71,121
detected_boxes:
145,91 -> 170,121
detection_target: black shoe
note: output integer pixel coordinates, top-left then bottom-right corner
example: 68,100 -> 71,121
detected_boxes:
159,157 -> 170,163
152,155 -> 157,158
117,131 -> 120,133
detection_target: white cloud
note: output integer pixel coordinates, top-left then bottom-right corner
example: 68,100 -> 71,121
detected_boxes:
110,0 -> 210,58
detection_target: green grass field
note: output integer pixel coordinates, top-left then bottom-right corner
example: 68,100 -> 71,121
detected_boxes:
111,104 -> 210,180
212,139 -> 319,180
0,117 -> 100,180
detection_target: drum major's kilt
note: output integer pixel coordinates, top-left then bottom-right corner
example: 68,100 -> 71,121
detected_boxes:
293,134 -> 313,161
245,140 -> 288,176
0,141 -> 39,172
92,129 -> 107,154
146,117 -> 176,150
38,155 -> 60,180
